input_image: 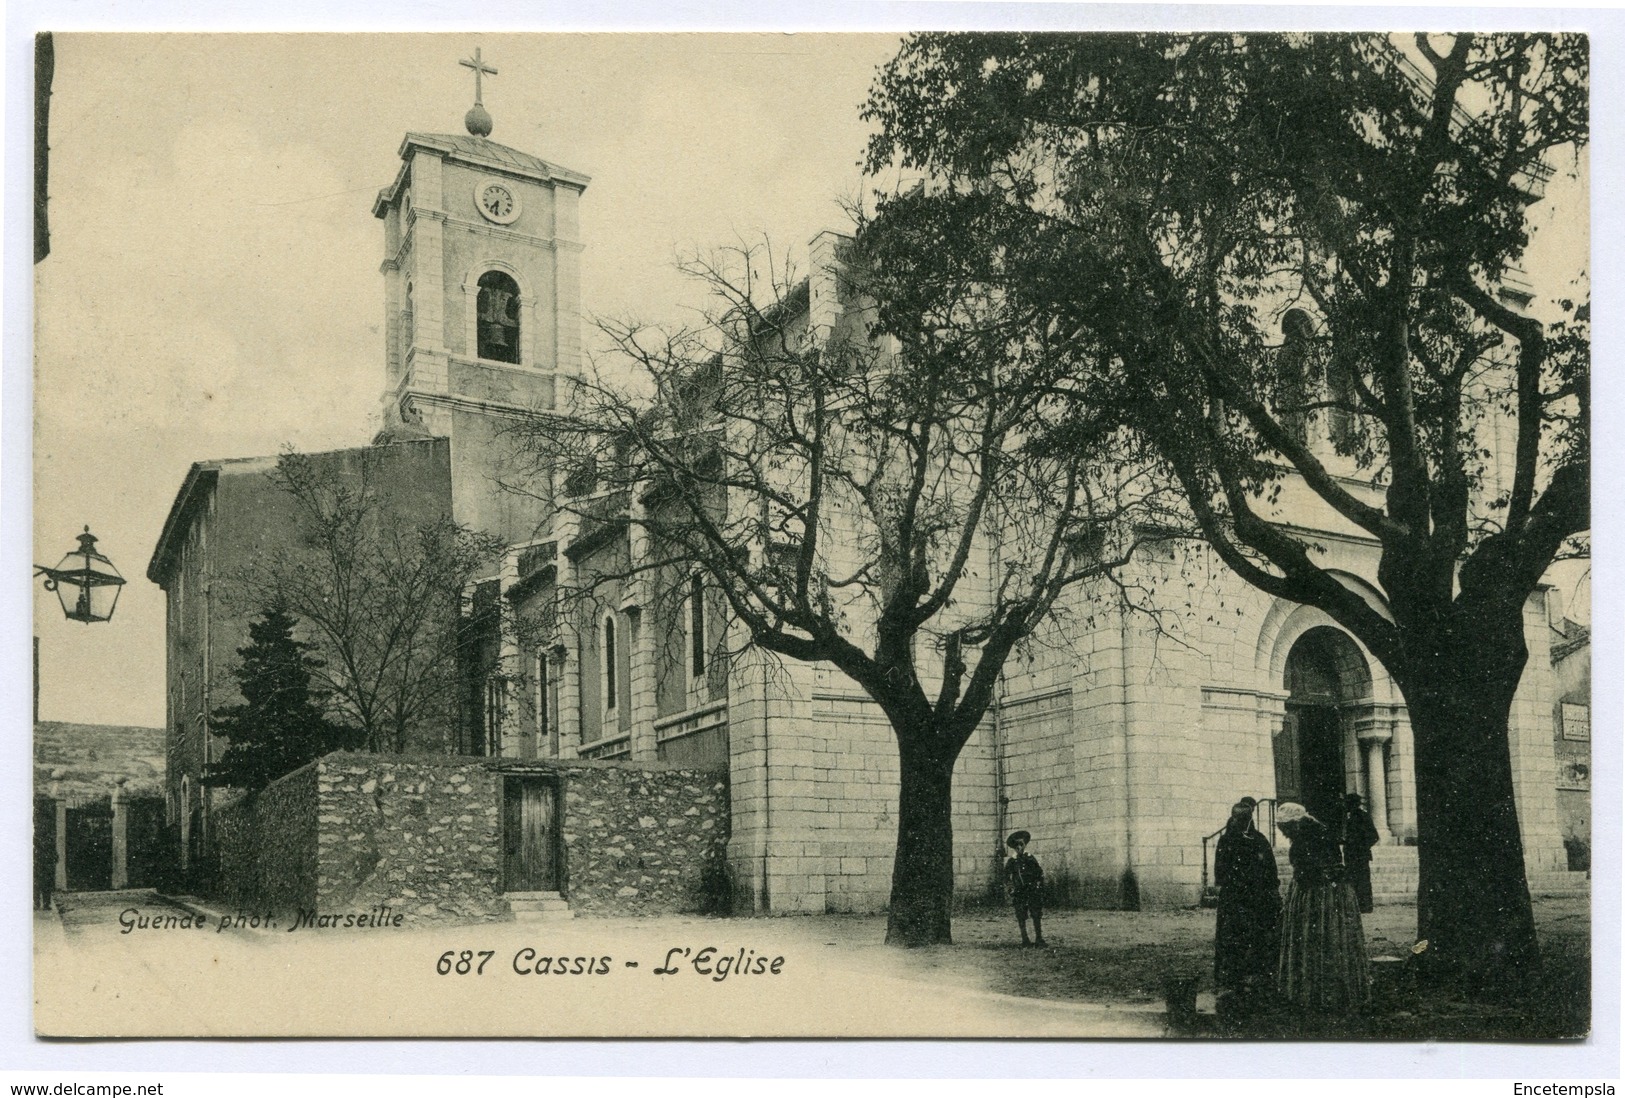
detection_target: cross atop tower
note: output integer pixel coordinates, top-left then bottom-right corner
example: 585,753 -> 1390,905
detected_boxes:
460,48 -> 498,137
461,48 -> 497,106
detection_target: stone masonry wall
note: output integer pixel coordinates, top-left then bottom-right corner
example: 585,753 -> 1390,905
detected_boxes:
205,753 -> 733,924
209,763 -> 319,912
314,755 -> 507,923
557,764 -> 729,916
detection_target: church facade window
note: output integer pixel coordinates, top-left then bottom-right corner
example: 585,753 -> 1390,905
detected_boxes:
534,649 -> 555,755
483,676 -> 504,757
1277,308 -> 1318,444
688,573 -> 707,683
401,281 -> 414,357
1325,355 -> 1358,453
476,270 -> 521,364
602,615 -> 618,716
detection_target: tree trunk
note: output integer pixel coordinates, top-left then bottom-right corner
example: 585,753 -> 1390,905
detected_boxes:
1402,624 -> 1541,994
885,738 -> 957,946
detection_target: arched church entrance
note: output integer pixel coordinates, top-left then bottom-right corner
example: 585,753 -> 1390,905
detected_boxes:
1276,626 -> 1371,824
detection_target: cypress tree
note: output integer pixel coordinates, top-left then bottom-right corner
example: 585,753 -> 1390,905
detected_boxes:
205,606 -> 363,791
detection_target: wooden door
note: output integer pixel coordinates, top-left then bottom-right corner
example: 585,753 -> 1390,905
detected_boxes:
1297,706 -> 1345,824
502,777 -> 560,892
1274,710 -> 1302,804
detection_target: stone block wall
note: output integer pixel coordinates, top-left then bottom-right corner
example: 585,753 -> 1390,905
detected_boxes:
1506,591 -> 1568,874
998,684 -> 1083,902
1008,533 -> 1572,909
726,652 -> 1001,916
800,690 -> 999,915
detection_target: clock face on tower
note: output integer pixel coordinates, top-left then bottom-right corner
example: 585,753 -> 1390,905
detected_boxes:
474,179 -> 521,224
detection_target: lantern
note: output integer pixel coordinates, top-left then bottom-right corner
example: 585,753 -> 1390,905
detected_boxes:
36,526 -> 125,624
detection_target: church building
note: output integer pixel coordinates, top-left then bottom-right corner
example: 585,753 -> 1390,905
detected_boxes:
150,57 -> 1587,919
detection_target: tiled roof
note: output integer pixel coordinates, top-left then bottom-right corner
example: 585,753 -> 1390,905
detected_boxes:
404,132 -> 562,179
374,133 -> 590,216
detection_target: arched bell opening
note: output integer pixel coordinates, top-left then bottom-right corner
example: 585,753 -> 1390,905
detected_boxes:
476,269 -> 522,364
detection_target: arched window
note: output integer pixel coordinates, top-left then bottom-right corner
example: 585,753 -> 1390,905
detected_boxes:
602,615 -> 618,713
1278,308 -> 1318,444
401,281 -> 414,354
476,270 -> 521,363
1325,356 -> 1358,454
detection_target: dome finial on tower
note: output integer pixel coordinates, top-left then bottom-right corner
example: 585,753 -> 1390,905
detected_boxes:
460,47 -> 498,137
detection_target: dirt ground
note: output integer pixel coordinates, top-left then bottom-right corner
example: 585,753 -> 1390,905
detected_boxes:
712,893 -> 1593,1041
497,891 -> 1593,1040
38,890 -> 1590,1040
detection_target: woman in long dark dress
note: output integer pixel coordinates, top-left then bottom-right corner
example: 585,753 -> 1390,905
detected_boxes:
1214,799 -> 1281,1001
1275,801 -> 1370,1012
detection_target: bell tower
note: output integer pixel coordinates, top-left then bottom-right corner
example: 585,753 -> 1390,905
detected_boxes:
372,50 -> 589,545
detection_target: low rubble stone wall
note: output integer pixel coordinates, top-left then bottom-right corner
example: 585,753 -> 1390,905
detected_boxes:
211,763 -> 320,912
202,752 -> 728,924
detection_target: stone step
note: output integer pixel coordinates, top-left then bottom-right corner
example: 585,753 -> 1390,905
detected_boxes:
1369,845 -> 1419,860
512,909 -> 575,921
507,894 -> 571,909
1273,844 -> 1416,859
505,891 -> 574,921
1269,844 -> 1417,901
1263,845 -> 1585,901
1528,871 -> 1590,898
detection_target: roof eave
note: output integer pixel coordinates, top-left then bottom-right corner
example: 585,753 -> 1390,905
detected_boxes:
146,463 -> 219,585
403,133 -> 592,187
374,157 -> 411,219
376,134 -> 592,217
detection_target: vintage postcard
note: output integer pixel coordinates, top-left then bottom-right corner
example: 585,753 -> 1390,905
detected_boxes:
31,31 -> 1592,1041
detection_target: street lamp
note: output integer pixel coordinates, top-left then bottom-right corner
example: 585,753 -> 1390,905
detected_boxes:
35,525 -> 126,624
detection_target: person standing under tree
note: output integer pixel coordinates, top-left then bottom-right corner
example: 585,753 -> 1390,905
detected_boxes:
1275,802 -> 1370,1013
1004,830 -> 1046,947
1214,798 -> 1282,1006
1340,793 -> 1380,914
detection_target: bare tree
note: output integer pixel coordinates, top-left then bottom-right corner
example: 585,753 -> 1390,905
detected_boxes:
514,239 -> 1167,945
228,450 -> 505,754
862,31 -> 1589,986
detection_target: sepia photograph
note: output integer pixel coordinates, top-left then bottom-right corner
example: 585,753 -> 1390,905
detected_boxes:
28,30 -> 1595,1044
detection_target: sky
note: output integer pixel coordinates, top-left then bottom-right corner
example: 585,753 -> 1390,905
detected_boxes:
31,33 -> 904,727
27,32 -> 1594,730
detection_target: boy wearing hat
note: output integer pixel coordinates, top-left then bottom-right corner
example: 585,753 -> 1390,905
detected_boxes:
1004,830 -> 1047,946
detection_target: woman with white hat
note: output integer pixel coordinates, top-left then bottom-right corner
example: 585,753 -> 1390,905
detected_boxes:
1275,801 -> 1370,1012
